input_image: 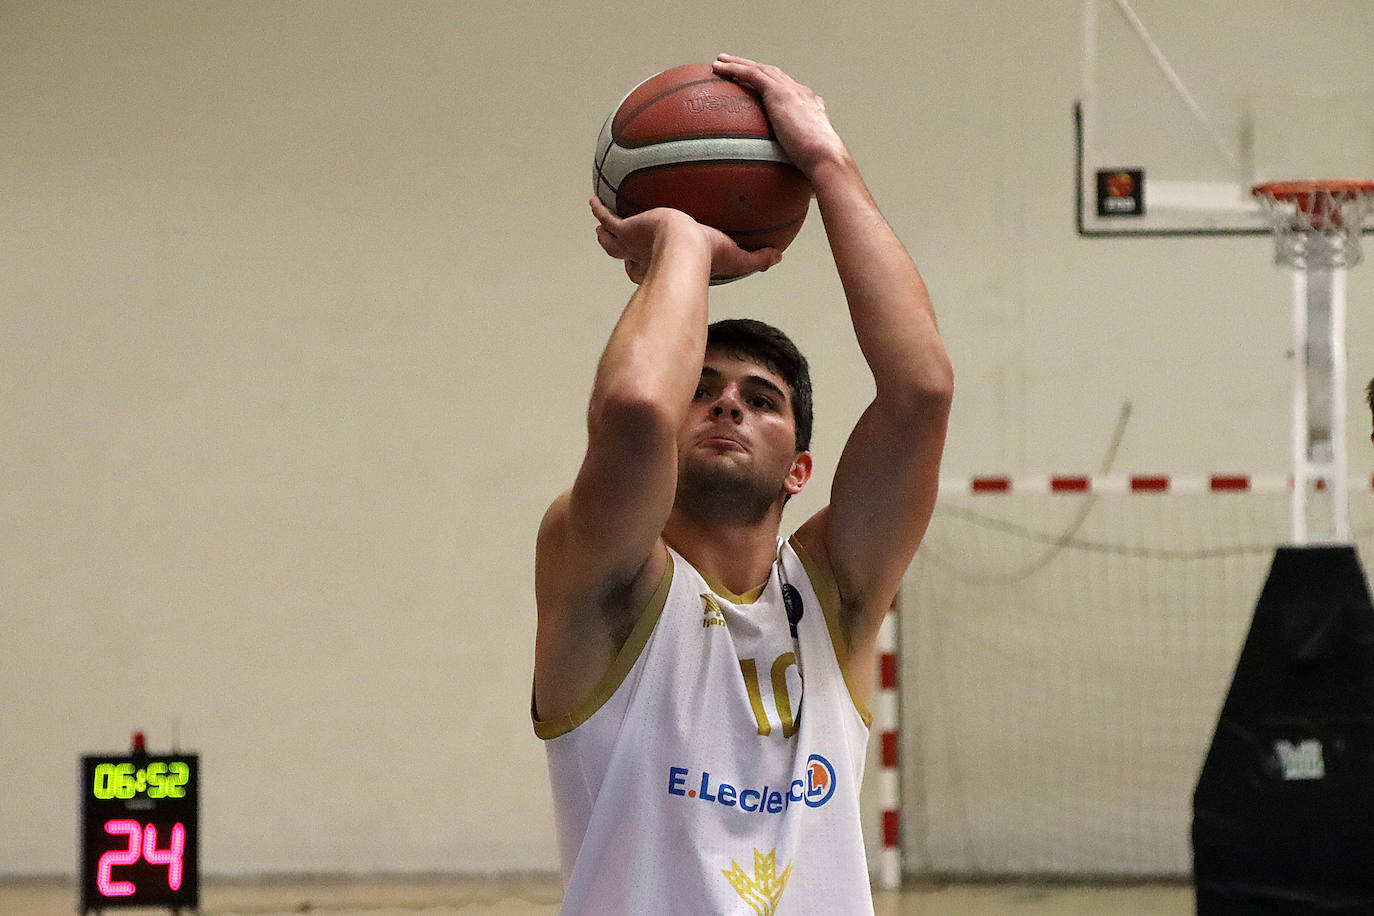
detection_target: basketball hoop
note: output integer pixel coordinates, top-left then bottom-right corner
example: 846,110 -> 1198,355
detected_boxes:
1251,179 -> 1374,269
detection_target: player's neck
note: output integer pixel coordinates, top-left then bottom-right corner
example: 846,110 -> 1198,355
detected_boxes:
663,510 -> 782,598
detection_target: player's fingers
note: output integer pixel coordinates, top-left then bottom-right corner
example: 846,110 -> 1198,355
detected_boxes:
715,53 -> 773,73
754,248 -> 783,271
595,225 -> 624,257
712,54 -> 768,87
589,197 -> 620,230
713,54 -> 790,90
720,247 -> 781,278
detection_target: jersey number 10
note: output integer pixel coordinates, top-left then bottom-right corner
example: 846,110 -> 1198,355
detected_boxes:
740,652 -> 799,738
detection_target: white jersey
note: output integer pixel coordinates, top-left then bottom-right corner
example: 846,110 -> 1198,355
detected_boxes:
534,536 -> 874,915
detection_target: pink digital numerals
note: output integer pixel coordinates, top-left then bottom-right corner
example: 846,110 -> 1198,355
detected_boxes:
96,819 -> 185,896
142,823 -> 186,889
95,821 -> 140,897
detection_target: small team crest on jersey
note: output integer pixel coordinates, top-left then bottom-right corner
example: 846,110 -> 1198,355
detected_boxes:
804,754 -> 836,807
723,847 -> 792,915
781,583 -> 803,637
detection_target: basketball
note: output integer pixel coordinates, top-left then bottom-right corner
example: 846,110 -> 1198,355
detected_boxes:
593,64 -> 812,280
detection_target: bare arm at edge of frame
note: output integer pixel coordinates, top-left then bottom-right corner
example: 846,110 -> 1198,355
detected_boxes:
714,55 -> 954,709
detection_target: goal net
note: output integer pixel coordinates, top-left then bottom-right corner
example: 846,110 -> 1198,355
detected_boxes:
897,477 -> 1374,877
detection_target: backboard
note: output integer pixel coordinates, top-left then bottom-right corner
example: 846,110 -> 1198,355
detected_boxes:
1077,0 -> 1374,237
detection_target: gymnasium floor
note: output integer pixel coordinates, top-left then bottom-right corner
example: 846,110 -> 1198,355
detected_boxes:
4,875 -> 1194,914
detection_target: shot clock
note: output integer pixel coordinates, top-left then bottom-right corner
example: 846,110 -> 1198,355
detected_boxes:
79,752 -> 198,913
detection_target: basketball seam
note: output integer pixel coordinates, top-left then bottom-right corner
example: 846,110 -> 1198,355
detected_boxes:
596,137 -> 794,194
593,111 -> 619,201
615,129 -> 772,151
599,168 -> 809,216
617,132 -> 780,149
598,155 -> 799,199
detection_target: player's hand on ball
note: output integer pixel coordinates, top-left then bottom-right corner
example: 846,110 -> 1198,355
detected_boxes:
711,54 -> 849,178
590,199 -> 780,285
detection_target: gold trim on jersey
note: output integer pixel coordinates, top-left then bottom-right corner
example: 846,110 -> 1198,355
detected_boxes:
531,554 -> 675,740
699,573 -> 767,605
788,535 -> 874,728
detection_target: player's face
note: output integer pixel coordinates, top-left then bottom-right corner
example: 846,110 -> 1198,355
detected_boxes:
675,351 -> 809,513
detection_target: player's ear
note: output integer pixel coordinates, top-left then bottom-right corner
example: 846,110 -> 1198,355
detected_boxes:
784,451 -> 813,496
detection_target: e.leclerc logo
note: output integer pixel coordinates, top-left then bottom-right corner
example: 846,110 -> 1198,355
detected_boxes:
667,754 -> 837,813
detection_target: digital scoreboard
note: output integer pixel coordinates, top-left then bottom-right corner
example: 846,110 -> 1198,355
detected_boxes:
79,753 -> 199,913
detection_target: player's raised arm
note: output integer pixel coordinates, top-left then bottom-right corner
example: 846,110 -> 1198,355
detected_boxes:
534,203 -> 778,721
714,55 -> 954,660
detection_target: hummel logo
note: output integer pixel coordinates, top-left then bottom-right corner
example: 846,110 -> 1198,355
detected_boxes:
701,594 -> 727,629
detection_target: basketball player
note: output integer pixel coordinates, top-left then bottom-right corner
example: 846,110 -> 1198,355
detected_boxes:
1367,377 -> 1373,445
533,55 -> 952,914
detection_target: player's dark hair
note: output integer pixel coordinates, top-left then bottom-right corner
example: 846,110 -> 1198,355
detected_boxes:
1366,376 -> 1374,420
706,318 -> 813,453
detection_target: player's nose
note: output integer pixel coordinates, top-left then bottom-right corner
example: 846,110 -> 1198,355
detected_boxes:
711,386 -> 744,419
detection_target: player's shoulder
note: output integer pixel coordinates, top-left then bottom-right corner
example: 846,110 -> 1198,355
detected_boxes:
537,490 -> 573,546
537,489 -> 670,611
791,508 -> 866,619
789,508 -> 832,570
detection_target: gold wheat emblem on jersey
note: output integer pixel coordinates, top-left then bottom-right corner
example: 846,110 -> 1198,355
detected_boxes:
723,847 -> 792,915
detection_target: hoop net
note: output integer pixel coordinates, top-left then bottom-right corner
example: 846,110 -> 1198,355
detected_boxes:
1252,179 -> 1374,269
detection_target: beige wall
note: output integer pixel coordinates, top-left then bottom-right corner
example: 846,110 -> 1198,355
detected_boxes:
4,1 -> 1372,877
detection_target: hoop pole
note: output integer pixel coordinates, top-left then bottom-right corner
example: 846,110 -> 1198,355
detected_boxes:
1332,268 -> 1350,541
1290,270 -> 1308,544
1287,266 -> 1352,544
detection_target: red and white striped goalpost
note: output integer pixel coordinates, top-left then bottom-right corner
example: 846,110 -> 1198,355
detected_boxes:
872,471 -> 1374,889
940,473 -> 1374,497
874,607 -> 901,890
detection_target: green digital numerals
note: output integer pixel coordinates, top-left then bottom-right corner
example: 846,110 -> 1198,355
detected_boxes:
92,761 -> 190,800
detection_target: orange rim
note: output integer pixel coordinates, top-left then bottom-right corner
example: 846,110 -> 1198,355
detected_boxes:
1253,179 -> 1374,199
1252,180 -> 1374,224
